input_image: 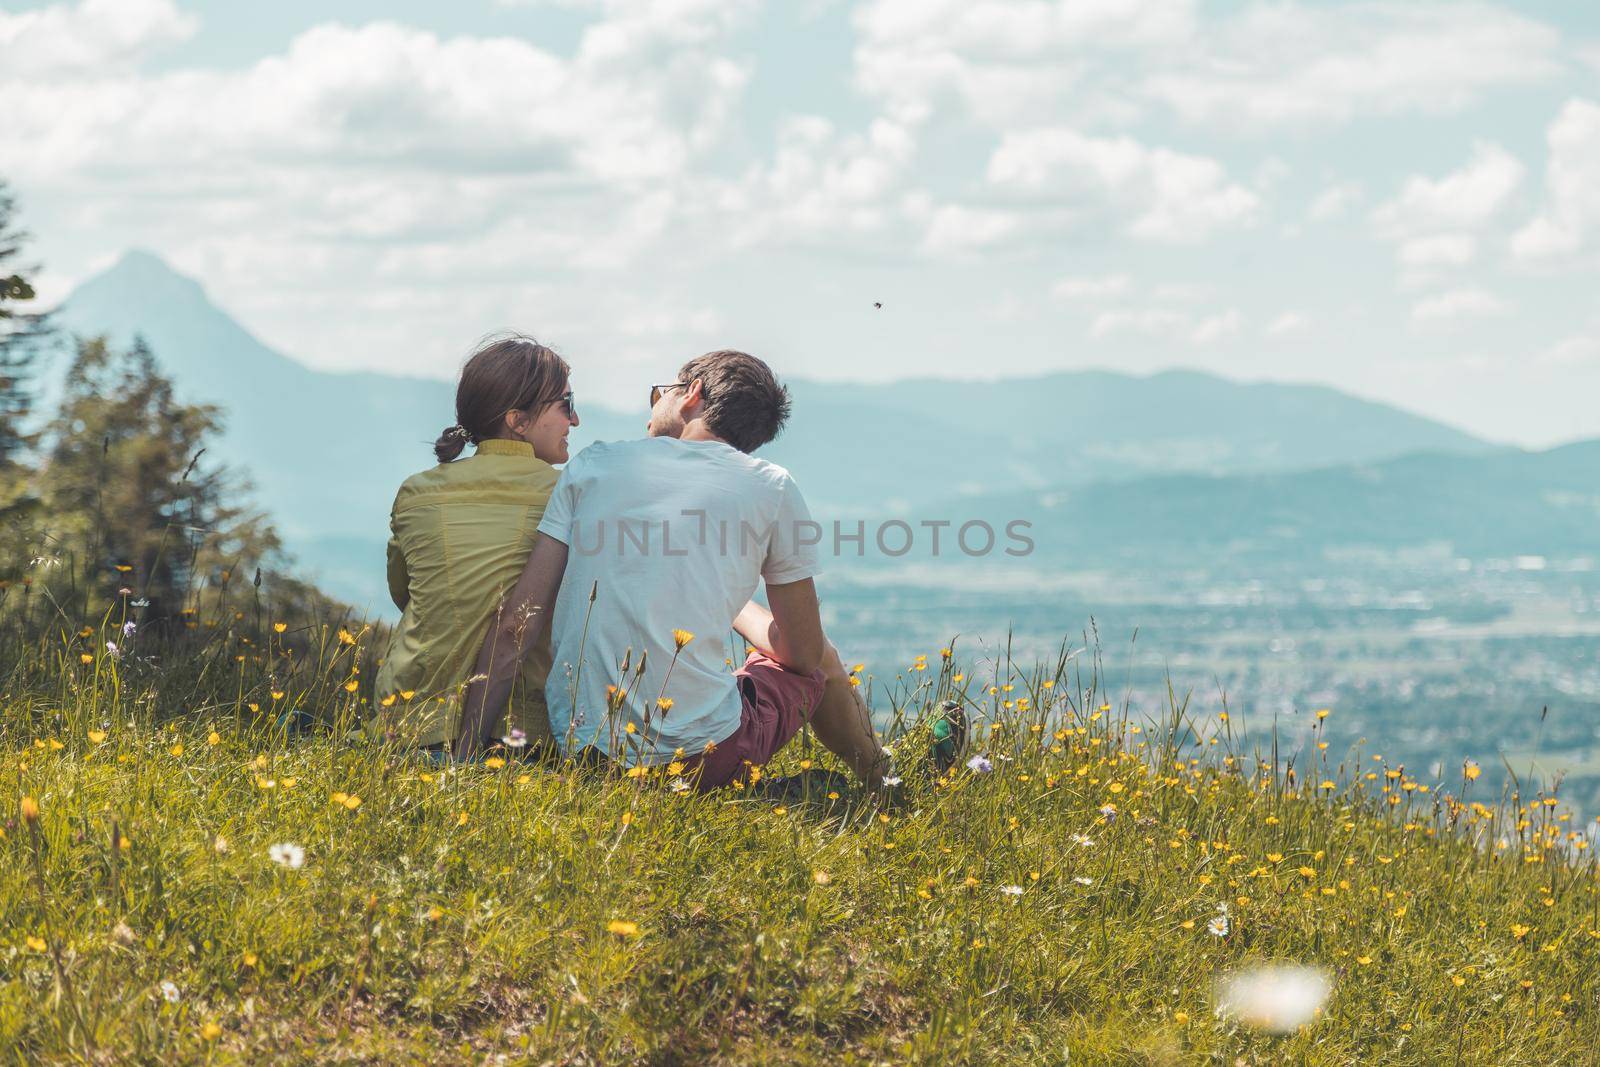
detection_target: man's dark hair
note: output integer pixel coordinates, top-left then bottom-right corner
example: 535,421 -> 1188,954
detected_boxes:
677,349 -> 791,453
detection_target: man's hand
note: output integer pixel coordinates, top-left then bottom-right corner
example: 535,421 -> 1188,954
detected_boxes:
456,533 -> 568,760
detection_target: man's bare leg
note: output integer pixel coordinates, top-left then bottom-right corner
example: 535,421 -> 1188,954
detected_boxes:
734,601 -> 888,788
812,640 -> 889,788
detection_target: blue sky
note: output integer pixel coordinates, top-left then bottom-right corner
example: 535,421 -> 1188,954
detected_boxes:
3,0 -> 1598,446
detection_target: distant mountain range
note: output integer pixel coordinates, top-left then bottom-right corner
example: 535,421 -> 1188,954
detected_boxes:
50,251 -> 1513,608
775,370 -> 1490,515
950,441 -> 1600,567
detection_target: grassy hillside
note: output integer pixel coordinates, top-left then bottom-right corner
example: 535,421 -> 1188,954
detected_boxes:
3,620 -> 1596,1064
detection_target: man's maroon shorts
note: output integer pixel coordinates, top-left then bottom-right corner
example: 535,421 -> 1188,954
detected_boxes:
686,650 -> 825,791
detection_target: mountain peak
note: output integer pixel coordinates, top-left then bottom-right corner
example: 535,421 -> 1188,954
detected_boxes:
81,248 -> 210,307
54,248 -> 310,395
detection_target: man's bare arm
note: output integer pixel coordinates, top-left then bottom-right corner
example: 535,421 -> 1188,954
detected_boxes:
732,599 -> 776,657
456,533 -> 569,759
754,578 -> 826,676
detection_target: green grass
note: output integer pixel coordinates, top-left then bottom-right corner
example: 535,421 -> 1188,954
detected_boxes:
3,634 -> 1599,1064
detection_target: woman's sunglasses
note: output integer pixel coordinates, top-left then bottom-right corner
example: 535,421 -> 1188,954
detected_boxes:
559,390 -> 577,418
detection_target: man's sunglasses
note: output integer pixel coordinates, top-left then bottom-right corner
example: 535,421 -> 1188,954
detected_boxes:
650,381 -> 687,407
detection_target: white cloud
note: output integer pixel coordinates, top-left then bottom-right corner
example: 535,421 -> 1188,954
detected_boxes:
1146,3 -> 1563,132
919,203 -> 1022,254
1090,308 -> 1188,340
1513,98 -> 1600,263
721,117 -> 918,245
0,0 -> 195,76
1191,309 -> 1243,345
1264,312 -> 1310,338
616,305 -> 724,338
0,5 -> 765,380
852,0 -> 1196,126
1410,288 -> 1510,324
1254,157 -> 1291,191
1151,282 -> 1210,304
1,11 -> 754,187
1089,305 -> 1242,345
1538,334 -> 1600,366
1051,274 -> 1132,301
1309,183 -> 1362,222
986,128 -> 1258,242
1372,142 -> 1525,238
1397,233 -> 1476,269
852,1 -> 1561,138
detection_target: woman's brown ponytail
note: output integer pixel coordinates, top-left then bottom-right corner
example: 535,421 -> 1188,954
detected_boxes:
434,334 -> 570,463
432,424 -> 473,464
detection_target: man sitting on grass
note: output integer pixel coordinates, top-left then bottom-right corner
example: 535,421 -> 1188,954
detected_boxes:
457,349 -> 889,791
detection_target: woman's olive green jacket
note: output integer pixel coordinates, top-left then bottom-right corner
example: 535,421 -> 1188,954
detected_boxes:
374,439 -> 558,749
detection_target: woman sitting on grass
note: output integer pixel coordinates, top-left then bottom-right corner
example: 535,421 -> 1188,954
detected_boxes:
375,333 -> 579,757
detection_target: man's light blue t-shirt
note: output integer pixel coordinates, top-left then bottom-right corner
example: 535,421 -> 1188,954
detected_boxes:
536,437 -> 819,762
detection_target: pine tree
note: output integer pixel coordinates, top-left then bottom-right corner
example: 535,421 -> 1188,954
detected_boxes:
0,179 -> 51,478
43,335 -> 282,624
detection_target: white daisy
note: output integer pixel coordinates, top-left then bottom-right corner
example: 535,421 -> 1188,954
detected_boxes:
999,884 -> 1024,897
268,842 -> 305,869
160,980 -> 180,1003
